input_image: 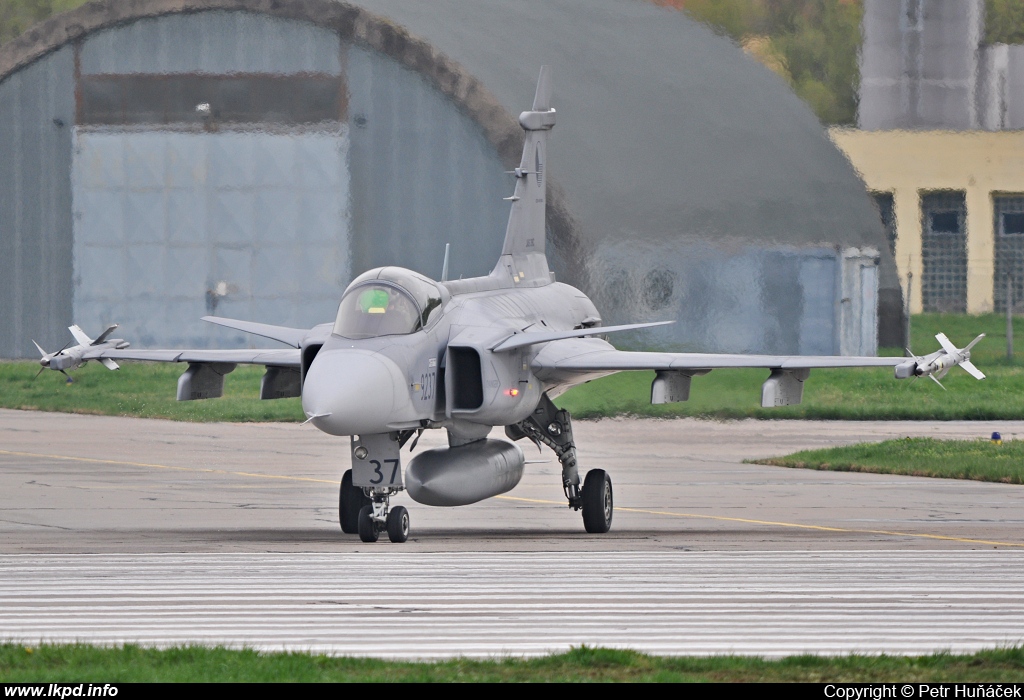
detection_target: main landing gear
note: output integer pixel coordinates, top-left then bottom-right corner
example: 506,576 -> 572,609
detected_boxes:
581,468 -> 613,534
508,394 -> 613,534
339,469 -> 371,534
340,470 -> 409,543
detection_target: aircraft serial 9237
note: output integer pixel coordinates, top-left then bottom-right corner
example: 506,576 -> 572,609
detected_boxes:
40,67 -> 986,543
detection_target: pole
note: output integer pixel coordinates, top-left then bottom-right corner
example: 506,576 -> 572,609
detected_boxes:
1008,274 -> 1014,362
905,271 -> 913,356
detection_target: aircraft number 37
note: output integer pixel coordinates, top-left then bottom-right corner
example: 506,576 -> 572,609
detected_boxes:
369,459 -> 401,486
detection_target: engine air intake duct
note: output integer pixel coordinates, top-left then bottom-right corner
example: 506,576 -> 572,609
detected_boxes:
448,346 -> 484,410
406,439 -> 525,506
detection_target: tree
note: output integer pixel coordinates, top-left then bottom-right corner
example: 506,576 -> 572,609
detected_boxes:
0,0 -> 87,46
657,1 -> 862,124
986,0 -> 1024,46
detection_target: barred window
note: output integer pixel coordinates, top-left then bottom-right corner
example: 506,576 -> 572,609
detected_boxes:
920,191 -> 967,313
994,195 -> 1024,313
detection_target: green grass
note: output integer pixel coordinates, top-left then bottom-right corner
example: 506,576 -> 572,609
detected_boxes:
1,313 -> 1019,422
3,644 -> 1024,682
0,362 -> 303,422
752,437 -> 1024,484
556,313 -> 1024,420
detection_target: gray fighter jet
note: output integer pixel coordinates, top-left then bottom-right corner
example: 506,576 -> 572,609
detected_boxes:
54,67 -> 985,543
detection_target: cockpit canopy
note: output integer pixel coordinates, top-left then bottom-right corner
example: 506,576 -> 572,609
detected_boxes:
333,267 -> 449,339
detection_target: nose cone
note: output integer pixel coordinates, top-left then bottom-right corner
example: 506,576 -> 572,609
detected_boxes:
302,349 -> 410,436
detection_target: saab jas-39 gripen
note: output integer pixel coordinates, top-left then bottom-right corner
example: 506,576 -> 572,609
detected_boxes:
44,67 -> 985,543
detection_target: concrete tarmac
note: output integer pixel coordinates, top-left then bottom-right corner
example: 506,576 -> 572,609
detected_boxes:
4,408 -> 1024,657
6,550 -> 1023,657
2,408 -> 1023,552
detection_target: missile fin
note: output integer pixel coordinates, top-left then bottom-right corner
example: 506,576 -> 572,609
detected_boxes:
960,360 -> 986,380
963,333 -> 986,352
935,332 -> 958,355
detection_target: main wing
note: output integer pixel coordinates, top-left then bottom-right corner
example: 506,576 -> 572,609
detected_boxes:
73,317 -> 328,401
82,348 -> 300,367
529,337 -> 912,407
78,346 -> 302,401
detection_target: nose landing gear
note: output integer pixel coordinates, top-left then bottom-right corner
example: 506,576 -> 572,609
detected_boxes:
355,489 -> 408,543
343,432 -> 415,543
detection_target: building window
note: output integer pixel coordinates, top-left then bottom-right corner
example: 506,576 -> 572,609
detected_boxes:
994,195 -> 1024,313
920,191 -> 967,313
871,192 -> 896,257
78,74 -> 346,126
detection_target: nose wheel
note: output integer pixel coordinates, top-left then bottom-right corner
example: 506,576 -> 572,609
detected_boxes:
386,506 -> 410,543
356,494 -> 410,543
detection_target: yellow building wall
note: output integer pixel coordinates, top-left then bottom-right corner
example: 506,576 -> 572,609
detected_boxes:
829,128 -> 1024,314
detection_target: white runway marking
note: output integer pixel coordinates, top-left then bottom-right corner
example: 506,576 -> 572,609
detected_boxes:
3,551 -> 1023,658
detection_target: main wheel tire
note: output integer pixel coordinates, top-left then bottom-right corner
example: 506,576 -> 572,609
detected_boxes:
339,469 -> 370,534
581,469 -> 613,534
357,504 -> 378,543
386,505 -> 410,543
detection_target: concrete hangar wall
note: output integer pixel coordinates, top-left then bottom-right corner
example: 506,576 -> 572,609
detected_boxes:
0,0 -> 895,359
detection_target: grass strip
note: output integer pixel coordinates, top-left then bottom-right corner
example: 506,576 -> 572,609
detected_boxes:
3,644 -> 1024,682
0,363 -> 303,423
751,437 -> 1024,484
2,313 -> 1021,422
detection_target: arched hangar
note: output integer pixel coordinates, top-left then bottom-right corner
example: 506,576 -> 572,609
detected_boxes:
0,0 -> 897,358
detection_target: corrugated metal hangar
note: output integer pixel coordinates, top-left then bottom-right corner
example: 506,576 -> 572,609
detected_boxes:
0,0 -> 897,358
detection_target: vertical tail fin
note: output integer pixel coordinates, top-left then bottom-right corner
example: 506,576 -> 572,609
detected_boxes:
492,66 -> 556,287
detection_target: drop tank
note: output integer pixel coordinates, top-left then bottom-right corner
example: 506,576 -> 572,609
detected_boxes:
406,439 -> 525,507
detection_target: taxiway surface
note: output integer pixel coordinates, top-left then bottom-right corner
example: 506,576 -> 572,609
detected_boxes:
2,408 -> 1023,656
2,408 -> 1023,552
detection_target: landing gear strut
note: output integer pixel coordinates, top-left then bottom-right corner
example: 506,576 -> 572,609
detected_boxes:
508,394 -> 613,533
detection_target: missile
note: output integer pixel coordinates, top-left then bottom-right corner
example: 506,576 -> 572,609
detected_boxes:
31,324 -> 128,382
894,333 -> 985,387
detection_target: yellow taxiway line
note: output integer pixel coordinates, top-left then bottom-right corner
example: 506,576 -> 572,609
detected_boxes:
495,494 -> 1024,547
3,448 -> 1021,548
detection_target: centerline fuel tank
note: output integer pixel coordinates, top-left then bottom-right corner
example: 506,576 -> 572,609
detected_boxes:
405,438 -> 525,506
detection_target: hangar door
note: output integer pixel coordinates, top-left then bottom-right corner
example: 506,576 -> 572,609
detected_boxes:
70,12 -> 350,348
